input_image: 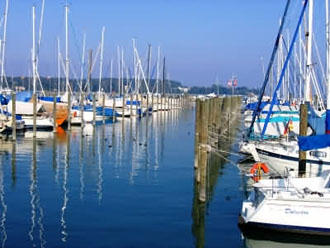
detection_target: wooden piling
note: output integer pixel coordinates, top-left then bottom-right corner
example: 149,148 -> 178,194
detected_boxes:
53,92 -> 57,133
151,93 -> 154,113
161,95 -> 163,111
67,92 -> 71,131
93,92 -> 96,125
122,93 -> 125,118
130,94 -> 133,118
194,99 -> 201,170
112,94 -> 116,121
33,93 -> 37,137
299,103 -> 308,177
102,93 -> 105,123
81,92 -> 85,127
11,92 -> 16,141
146,93 -> 149,114
198,100 -> 209,203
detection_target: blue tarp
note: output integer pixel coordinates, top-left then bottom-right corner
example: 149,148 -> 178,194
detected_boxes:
298,134 -> 330,151
0,109 -> 22,120
326,110 -> 330,134
245,101 -> 268,111
126,100 -> 140,106
39,96 -> 61,103
244,99 -> 285,112
16,91 -> 32,102
0,94 -> 9,105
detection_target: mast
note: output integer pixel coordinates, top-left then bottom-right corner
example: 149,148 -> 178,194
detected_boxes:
304,0 -> 313,103
247,0 -> 292,138
121,47 -> 124,95
87,49 -> 92,94
162,57 -> 165,97
57,37 -> 61,95
299,25 -> 303,102
80,33 -> 86,93
0,0 -> 8,89
326,0 -> 330,133
117,45 -> 121,95
156,46 -> 160,94
109,59 -> 113,94
98,26 -> 105,97
65,4 -> 69,94
146,44 -> 152,94
32,6 -> 37,94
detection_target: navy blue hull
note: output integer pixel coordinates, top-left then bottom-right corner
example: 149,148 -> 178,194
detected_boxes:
238,215 -> 330,245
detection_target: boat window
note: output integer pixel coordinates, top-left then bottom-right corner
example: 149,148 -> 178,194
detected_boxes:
253,188 -> 264,207
310,151 -> 327,158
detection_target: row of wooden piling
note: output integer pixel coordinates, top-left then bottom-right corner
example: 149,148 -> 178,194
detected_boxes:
194,96 -> 241,202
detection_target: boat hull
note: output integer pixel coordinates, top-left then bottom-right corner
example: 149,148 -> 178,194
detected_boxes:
239,215 -> 330,244
40,100 -> 68,126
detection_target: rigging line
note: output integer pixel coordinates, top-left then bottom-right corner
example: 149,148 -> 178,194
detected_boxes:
211,147 -> 243,157
261,0 -> 308,138
210,149 -> 237,167
247,0 -> 292,139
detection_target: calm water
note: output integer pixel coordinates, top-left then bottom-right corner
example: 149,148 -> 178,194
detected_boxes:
0,108 -> 327,248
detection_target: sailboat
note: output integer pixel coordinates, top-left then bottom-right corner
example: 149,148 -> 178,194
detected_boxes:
240,0 -> 330,241
39,4 -> 69,127
239,169 -> 330,239
242,0 -> 330,177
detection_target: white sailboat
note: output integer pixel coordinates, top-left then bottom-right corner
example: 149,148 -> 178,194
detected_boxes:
240,0 -> 330,241
239,169 -> 330,238
243,0 -> 330,176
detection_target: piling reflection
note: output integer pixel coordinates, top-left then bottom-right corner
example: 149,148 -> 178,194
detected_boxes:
79,125 -> 85,200
11,142 -> 16,187
61,133 -> 70,243
0,105 -> 189,246
97,126 -> 103,204
192,97 -> 241,248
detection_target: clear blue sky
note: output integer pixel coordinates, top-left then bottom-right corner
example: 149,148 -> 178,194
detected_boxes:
1,0 -> 326,87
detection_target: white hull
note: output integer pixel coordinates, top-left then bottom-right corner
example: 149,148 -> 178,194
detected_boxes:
71,111 -> 105,125
22,116 -> 53,130
247,139 -> 330,177
240,171 -> 330,236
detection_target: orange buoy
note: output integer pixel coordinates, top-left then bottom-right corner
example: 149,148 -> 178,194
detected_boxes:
250,162 -> 269,182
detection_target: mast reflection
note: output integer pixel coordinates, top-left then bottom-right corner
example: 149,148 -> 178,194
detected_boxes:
0,154 -> 7,248
29,138 -> 46,247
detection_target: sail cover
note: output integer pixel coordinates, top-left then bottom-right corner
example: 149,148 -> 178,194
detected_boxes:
298,134 -> 330,151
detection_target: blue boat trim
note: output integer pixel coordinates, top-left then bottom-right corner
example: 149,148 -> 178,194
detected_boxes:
256,116 -> 299,123
256,148 -> 330,165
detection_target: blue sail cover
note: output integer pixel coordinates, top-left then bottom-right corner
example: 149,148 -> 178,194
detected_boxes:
298,134 -> 330,151
39,96 -> 61,102
244,101 -> 268,111
16,91 -> 32,102
0,94 -> 9,105
326,109 -> 330,134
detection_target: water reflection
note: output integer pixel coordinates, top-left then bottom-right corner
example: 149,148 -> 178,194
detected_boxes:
97,125 -> 103,204
244,238 -> 330,248
29,138 -> 46,248
192,109 -> 241,248
61,133 -> 70,243
0,107 -> 195,247
0,153 -> 7,248
11,142 -> 16,187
